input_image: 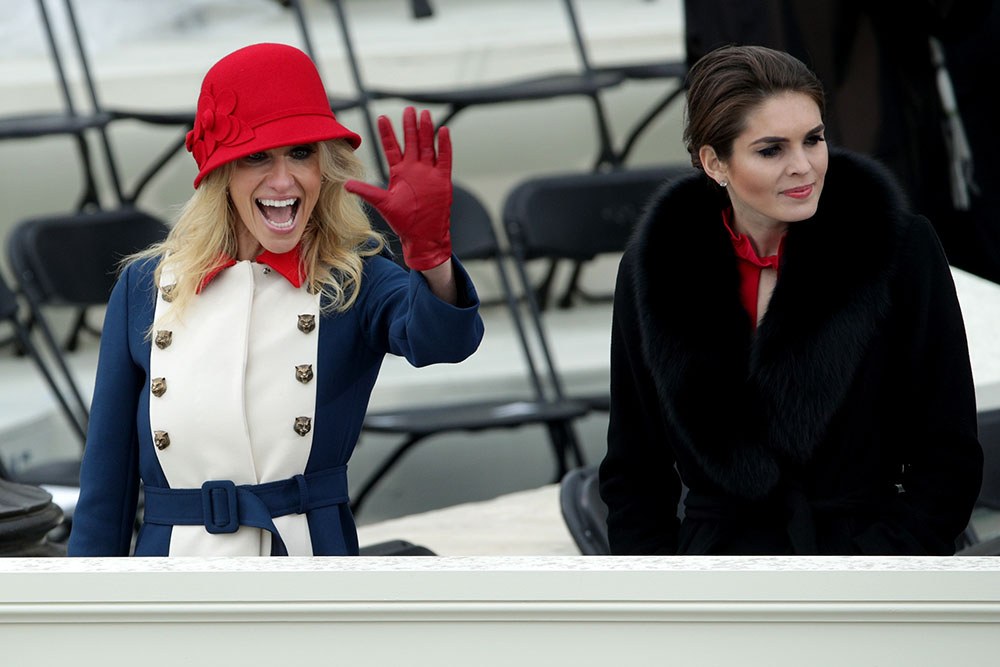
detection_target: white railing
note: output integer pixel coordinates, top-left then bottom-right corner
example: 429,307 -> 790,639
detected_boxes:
2,556 -> 998,665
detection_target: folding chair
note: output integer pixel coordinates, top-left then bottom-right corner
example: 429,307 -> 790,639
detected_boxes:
957,407 -> 1000,553
327,0 -> 626,173
558,465 -> 610,555
7,208 -> 170,440
501,165 -> 693,409
546,0 -> 689,301
560,0 -> 688,167
1,269 -> 85,442
1,270 -> 84,529
355,183 -> 590,514
0,477 -> 66,556
0,0 -> 111,213
975,407 -> 1000,510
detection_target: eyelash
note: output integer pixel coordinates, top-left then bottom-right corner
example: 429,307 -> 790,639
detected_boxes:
757,134 -> 825,158
290,145 -> 316,159
242,145 -> 316,164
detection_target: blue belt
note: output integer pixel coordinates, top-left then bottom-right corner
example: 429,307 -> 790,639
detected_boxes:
142,466 -> 349,556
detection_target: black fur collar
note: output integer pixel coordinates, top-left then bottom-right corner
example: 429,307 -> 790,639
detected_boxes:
630,149 -> 906,499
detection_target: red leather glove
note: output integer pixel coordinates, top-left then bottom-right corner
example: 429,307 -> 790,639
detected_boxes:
345,107 -> 453,271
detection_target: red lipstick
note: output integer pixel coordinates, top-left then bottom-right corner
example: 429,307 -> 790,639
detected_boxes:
782,184 -> 813,199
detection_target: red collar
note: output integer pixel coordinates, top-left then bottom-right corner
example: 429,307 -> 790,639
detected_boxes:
722,207 -> 784,269
197,245 -> 304,293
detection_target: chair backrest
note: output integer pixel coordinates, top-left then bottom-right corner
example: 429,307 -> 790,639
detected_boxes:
559,465 -> 611,555
502,165 -> 693,261
8,207 -> 169,307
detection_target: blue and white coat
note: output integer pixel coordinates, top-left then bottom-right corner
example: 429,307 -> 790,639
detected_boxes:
68,252 -> 483,556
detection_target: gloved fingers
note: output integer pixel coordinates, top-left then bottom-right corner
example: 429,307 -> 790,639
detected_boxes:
435,126 -> 452,174
401,106 -> 419,163
376,115 -> 403,165
418,109 -> 435,164
343,179 -> 389,208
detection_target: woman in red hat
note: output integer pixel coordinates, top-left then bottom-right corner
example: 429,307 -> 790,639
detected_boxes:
68,43 -> 483,556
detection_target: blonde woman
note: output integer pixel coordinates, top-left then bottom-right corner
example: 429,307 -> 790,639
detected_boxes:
68,43 -> 483,556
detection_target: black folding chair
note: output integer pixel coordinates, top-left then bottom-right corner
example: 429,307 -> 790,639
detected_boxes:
501,165 -> 692,410
1,270 -> 86,445
328,0 -> 626,173
957,407 -> 1000,553
1,270 -> 84,531
546,0 -> 688,301
7,208 -> 170,440
559,465 -> 611,555
559,0 -> 688,167
354,183 -> 590,514
976,407 -> 1000,511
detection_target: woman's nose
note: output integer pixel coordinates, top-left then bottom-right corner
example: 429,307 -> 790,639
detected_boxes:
266,157 -> 295,188
786,148 -> 812,175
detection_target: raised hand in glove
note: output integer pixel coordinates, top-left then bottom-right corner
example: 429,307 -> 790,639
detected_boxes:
345,107 -> 453,271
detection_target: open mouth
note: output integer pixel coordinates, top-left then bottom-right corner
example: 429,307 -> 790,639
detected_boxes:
256,197 -> 300,231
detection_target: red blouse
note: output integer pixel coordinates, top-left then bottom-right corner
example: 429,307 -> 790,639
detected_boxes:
197,245 -> 304,293
722,208 -> 785,329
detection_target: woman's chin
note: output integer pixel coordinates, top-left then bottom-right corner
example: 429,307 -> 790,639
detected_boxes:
255,224 -> 305,255
259,236 -> 301,256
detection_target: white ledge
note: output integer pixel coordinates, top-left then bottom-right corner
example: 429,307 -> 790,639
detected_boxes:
3,557 -> 999,665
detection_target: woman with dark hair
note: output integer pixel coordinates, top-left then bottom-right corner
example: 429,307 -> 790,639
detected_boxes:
68,43 -> 483,556
600,45 -> 982,555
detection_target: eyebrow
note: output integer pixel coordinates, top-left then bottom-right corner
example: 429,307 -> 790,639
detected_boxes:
749,124 -> 825,146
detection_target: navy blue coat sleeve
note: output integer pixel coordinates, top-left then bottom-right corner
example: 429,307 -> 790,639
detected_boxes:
357,254 -> 484,367
67,264 -> 144,556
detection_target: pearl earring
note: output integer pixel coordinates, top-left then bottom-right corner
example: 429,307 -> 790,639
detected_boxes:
719,180 -> 728,188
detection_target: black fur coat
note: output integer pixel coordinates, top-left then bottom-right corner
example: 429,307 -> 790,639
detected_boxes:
599,150 -> 983,555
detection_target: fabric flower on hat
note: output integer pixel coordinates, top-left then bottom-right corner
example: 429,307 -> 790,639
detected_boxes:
185,86 -> 254,166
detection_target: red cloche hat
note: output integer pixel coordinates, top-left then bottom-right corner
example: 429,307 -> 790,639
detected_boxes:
185,43 -> 362,188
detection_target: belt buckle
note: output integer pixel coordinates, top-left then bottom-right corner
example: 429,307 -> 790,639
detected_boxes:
201,480 -> 239,534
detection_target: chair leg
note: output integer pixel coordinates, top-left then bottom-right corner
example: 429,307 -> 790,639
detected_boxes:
568,422 -> 587,468
64,306 -> 101,352
350,433 -> 429,515
545,421 -> 573,482
535,259 -> 560,311
558,260 -> 585,308
26,304 -> 90,433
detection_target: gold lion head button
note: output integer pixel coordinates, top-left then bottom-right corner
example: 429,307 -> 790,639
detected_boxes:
293,417 -> 312,437
154,330 -> 172,349
295,364 -> 314,384
151,377 -> 167,397
153,430 -> 170,450
297,314 -> 316,334
160,283 -> 176,303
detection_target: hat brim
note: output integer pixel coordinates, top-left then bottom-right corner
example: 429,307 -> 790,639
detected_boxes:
193,112 -> 361,188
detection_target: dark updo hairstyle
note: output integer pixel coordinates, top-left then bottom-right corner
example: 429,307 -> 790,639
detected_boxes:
683,45 -> 826,172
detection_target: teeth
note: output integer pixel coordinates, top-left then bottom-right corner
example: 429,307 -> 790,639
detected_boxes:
257,198 -> 297,207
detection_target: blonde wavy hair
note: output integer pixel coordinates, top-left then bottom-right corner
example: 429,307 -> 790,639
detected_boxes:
129,139 -> 383,330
